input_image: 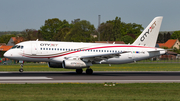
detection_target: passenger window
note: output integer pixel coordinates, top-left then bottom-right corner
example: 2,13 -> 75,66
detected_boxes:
52,48 -> 53,50
49,48 -> 51,50
43,48 -> 45,50
104,50 -> 106,52
55,48 -> 56,50
46,48 -> 48,50
57,48 -> 59,50
41,48 -> 42,50
107,50 -> 109,52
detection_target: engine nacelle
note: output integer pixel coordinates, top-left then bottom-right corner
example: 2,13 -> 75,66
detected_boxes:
48,62 -> 63,68
62,60 -> 92,69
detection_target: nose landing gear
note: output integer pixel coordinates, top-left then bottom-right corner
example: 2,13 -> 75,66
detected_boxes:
19,61 -> 24,72
19,63 -> 23,72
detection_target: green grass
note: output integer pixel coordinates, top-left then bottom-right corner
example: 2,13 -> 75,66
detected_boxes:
0,83 -> 179,101
138,59 -> 180,63
0,63 -> 180,71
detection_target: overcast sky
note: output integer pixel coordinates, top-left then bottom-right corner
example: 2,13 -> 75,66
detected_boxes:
0,0 -> 179,31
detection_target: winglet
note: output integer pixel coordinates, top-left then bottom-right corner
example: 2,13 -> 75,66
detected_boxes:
132,16 -> 163,47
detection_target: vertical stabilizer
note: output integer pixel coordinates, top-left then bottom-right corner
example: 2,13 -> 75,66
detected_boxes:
132,16 -> 163,47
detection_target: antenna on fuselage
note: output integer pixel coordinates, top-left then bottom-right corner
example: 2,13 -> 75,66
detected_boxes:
36,39 -> 39,41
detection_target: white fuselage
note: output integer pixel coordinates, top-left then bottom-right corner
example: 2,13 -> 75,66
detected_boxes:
4,41 -> 166,64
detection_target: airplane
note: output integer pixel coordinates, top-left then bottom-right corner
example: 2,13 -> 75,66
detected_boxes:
4,16 -> 165,74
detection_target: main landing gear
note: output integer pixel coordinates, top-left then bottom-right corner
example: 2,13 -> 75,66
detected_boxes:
86,68 -> 93,74
76,69 -> 83,74
75,67 -> 93,75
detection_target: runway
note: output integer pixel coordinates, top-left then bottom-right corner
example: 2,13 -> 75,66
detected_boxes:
0,71 -> 180,83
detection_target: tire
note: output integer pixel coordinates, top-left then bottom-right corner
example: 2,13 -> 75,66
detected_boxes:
86,69 -> 93,74
19,68 -> 23,72
76,69 -> 83,74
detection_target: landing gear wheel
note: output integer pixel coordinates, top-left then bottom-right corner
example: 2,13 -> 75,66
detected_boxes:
86,68 -> 93,74
19,68 -> 23,72
76,69 -> 83,74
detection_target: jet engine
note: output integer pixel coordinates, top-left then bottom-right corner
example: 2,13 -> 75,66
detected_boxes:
62,60 -> 92,69
48,62 -> 63,68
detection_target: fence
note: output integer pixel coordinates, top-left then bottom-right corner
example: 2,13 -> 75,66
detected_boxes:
0,58 -> 17,65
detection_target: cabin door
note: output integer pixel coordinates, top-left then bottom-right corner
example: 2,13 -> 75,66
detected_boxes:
128,48 -> 133,59
31,43 -> 37,55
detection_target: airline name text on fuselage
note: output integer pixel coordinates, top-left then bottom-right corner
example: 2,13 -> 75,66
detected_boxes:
40,43 -> 58,47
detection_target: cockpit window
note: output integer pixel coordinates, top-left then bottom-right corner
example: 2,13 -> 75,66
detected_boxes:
21,46 -> 24,49
11,45 -> 18,49
11,45 -> 24,49
17,46 -> 20,49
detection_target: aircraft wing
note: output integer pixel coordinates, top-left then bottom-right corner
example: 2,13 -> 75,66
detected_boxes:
79,51 -> 129,61
63,51 -> 129,62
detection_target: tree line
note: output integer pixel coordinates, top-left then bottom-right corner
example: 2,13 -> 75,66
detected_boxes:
0,17 -> 143,44
0,17 -> 180,45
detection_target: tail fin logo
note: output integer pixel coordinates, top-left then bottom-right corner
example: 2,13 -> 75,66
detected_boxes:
140,21 -> 156,42
150,21 -> 156,32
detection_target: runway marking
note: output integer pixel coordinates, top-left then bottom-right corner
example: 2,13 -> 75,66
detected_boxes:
0,80 -> 180,83
0,77 -> 52,79
0,72 -> 11,73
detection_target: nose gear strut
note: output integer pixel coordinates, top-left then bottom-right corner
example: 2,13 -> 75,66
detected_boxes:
19,61 -> 24,72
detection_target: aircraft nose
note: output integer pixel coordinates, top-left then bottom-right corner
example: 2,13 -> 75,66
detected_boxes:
4,51 -> 10,58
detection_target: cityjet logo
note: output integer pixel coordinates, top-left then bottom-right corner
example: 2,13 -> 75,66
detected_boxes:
140,21 -> 156,42
40,43 -> 58,47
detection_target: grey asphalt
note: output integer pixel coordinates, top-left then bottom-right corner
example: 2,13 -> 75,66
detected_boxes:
0,71 -> 180,83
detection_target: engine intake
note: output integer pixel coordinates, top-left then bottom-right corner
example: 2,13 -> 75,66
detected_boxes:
62,60 -> 92,69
